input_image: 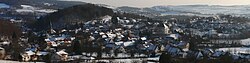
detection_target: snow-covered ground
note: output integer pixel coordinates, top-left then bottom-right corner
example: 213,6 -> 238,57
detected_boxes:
0,60 -> 44,63
95,57 -> 158,63
81,52 -> 147,58
241,38 -> 250,45
216,38 -> 250,54
16,5 -> 57,13
160,5 -> 250,15
154,5 -> 250,17
0,3 -> 10,8
71,57 -> 158,63
96,58 -> 144,63
216,47 -> 250,54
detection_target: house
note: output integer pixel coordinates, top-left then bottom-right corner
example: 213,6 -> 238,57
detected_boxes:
146,43 -> 157,51
202,48 -> 214,57
0,47 -> 5,59
0,40 -> 10,45
21,53 -> 30,62
195,51 -> 204,59
152,23 -> 166,35
212,51 -> 225,57
163,23 -> 171,34
21,47 -> 49,62
166,34 -> 181,40
21,51 -> 34,61
56,50 -> 69,61
165,45 -> 181,56
177,41 -> 190,52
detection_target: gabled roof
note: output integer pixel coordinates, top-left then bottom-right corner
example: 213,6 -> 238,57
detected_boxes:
57,50 -> 68,55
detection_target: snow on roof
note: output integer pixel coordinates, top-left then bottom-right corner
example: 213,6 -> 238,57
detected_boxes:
102,35 -> 108,38
182,48 -> 189,52
146,44 -> 157,51
101,15 -> 112,21
177,41 -> 186,46
80,56 -> 95,60
196,52 -> 203,59
166,46 -> 180,54
115,28 -> 122,31
94,31 -> 98,34
45,38 -> 51,42
105,43 -> 116,48
89,36 -> 95,41
123,25 -> 134,28
37,52 -> 49,56
212,51 -> 224,57
0,47 -> 4,50
55,36 -> 66,40
2,41 -> 10,45
51,42 -> 58,47
71,37 -> 75,40
107,33 -> 116,38
99,32 -> 105,35
61,29 -> 67,32
25,51 -> 35,55
166,34 -> 181,39
204,48 -> 214,53
165,45 -> 171,49
141,37 -> 147,41
115,42 -> 123,45
123,41 -> 135,47
57,50 -> 68,55
119,35 -> 125,38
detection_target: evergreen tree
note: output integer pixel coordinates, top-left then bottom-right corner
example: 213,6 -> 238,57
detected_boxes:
111,14 -> 119,25
11,32 -> 22,61
159,53 -> 172,63
220,52 -> 233,63
72,39 -> 82,55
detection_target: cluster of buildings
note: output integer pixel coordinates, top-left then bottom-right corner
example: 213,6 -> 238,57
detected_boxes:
184,16 -> 250,39
17,15 -> 191,62
1,14 -> 250,62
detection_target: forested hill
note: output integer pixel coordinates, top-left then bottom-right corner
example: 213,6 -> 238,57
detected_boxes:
31,3 -> 149,31
32,4 -> 114,31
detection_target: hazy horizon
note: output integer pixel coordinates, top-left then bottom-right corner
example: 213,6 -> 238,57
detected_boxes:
60,0 -> 250,7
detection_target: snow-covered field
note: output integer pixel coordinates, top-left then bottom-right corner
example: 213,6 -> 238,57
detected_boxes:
214,38 -> 250,54
157,5 -> 250,15
216,47 -> 250,54
0,3 -> 10,8
241,38 -> 250,45
16,5 -> 57,13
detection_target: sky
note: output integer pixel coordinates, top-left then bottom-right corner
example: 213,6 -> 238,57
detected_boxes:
61,0 -> 250,7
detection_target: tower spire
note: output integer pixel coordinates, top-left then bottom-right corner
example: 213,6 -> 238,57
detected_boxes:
50,21 -> 53,29
49,21 -> 55,34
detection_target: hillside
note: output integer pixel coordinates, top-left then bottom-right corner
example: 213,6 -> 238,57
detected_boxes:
0,0 -> 86,9
31,3 -> 149,31
32,4 -> 114,31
